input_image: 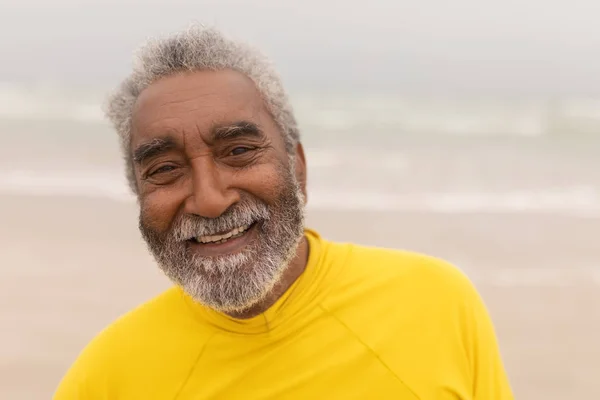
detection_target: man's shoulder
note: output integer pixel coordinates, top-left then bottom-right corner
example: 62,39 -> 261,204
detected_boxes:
323,242 -> 485,344
346,242 -> 468,282
54,287 -> 208,398
93,286 -> 195,344
328,241 -> 476,305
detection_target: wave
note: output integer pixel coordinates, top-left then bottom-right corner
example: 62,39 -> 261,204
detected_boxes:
308,189 -> 600,215
3,83 -> 600,136
0,83 -> 105,123
0,169 -> 132,202
1,169 -> 598,215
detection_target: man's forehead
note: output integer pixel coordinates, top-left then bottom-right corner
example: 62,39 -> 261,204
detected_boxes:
132,70 -> 267,136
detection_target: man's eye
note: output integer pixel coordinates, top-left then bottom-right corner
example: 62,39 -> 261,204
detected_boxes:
230,147 -> 252,156
149,165 -> 176,176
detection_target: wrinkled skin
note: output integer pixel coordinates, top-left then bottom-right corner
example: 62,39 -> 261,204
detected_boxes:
130,70 -> 309,317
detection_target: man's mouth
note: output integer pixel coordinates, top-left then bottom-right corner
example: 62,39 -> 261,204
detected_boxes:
193,223 -> 254,245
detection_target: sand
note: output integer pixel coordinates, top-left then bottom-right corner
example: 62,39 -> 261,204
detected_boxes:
1,193 -> 598,399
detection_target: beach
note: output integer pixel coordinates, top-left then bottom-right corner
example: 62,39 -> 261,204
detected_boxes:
1,193 -> 599,399
1,91 -> 600,399
3,2 -> 600,397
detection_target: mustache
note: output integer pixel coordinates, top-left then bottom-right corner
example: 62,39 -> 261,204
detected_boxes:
170,199 -> 270,242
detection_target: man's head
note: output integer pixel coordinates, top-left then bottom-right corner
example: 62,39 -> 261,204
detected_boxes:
105,26 -> 308,313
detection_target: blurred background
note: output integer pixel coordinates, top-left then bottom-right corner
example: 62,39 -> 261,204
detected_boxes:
1,0 -> 599,398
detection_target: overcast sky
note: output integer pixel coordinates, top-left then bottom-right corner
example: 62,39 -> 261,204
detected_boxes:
2,0 -> 600,95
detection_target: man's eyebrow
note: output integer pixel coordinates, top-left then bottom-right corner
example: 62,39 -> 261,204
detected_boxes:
132,137 -> 178,164
212,121 -> 265,141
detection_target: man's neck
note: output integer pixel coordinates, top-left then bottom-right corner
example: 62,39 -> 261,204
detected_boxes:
226,236 -> 310,319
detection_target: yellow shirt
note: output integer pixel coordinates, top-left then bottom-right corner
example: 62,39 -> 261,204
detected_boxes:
55,229 -> 513,399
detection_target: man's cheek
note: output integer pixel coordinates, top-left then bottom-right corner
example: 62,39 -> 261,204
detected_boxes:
139,197 -> 177,234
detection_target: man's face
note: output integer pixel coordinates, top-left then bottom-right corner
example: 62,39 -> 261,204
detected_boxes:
130,70 -> 307,313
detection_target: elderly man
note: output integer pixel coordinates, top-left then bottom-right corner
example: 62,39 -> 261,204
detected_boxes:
55,27 -> 513,399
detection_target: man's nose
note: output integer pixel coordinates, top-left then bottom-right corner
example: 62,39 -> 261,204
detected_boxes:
183,158 -> 240,218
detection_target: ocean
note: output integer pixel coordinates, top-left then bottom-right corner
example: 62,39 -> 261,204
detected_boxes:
1,83 -> 599,216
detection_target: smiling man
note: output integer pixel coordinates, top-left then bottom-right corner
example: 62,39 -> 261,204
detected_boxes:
54,27 -> 513,399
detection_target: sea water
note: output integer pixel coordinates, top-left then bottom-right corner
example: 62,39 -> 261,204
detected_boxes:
1,84 -> 599,215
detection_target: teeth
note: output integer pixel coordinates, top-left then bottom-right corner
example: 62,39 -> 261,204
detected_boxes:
196,224 -> 251,244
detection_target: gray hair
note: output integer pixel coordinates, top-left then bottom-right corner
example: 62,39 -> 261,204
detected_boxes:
104,25 -> 300,194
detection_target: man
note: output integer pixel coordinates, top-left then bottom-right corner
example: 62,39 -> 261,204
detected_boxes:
55,26 -> 513,399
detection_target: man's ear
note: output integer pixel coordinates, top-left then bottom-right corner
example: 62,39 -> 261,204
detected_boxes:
294,143 -> 308,203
